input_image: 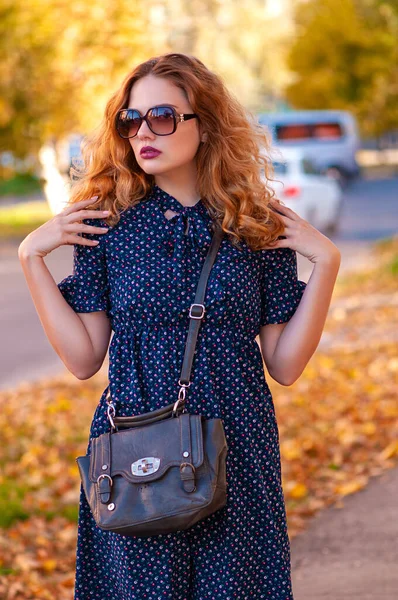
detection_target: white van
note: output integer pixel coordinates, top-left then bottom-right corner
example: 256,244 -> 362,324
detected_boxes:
258,110 -> 361,185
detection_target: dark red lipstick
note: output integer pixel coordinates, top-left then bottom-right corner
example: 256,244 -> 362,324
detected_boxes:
140,146 -> 162,159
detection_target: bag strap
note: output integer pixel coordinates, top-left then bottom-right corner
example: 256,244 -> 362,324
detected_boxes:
178,223 -> 224,391
106,221 -> 224,421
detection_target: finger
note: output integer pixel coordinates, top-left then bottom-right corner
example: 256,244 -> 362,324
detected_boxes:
65,234 -> 101,246
268,199 -> 290,216
63,196 -> 100,215
272,200 -> 299,219
65,209 -> 110,222
64,223 -> 109,235
275,238 -> 291,248
269,197 -> 285,206
270,200 -> 289,212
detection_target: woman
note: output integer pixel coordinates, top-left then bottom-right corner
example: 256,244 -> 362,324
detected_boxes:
18,53 -> 341,600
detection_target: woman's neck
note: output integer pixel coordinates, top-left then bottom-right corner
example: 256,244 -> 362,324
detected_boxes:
155,169 -> 200,207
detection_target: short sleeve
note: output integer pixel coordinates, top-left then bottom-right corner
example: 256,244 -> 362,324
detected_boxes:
260,246 -> 307,326
57,217 -> 111,316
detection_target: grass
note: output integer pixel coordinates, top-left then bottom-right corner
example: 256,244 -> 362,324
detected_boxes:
0,200 -> 52,240
0,479 -> 30,528
0,174 -> 42,197
335,235 -> 398,296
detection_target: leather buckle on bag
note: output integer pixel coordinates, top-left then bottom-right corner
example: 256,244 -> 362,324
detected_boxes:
97,474 -> 113,504
131,457 -> 160,476
189,303 -> 205,319
180,462 -> 196,493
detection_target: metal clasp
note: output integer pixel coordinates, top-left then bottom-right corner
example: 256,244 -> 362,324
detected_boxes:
131,457 -> 160,476
189,303 -> 205,319
97,473 -> 113,486
107,402 -> 116,429
105,387 -> 117,429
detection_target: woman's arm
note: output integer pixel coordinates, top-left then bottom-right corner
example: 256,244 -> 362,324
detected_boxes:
261,251 -> 340,385
18,249 -> 112,379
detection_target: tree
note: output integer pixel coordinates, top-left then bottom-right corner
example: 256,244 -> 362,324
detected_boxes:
285,0 -> 398,137
0,0 -> 150,160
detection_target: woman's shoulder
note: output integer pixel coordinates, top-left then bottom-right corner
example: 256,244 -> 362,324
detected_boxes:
102,197 -> 157,238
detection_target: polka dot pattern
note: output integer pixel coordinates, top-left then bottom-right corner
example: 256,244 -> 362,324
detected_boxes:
57,184 -> 307,599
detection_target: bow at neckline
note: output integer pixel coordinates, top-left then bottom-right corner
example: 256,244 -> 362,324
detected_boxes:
150,184 -> 214,254
142,184 -> 226,318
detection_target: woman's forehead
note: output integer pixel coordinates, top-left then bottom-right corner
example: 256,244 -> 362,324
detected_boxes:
128,75 -> 188,110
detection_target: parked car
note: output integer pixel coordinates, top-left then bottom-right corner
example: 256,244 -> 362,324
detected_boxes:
262,147 -> 344,236
258,109 -> 361,188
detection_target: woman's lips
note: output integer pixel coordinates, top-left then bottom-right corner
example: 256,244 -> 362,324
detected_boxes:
140,149 -> 162,159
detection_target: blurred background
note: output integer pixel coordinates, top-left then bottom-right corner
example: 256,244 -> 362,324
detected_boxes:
0,1 -> 397,599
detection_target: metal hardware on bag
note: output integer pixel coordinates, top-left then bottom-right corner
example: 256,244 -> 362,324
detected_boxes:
101,464 -> 108,470
105,387 -> 118,429
97,473 -> 113,486
183,451 -> 189,457
108,503 -> 115,511
179,462 -> 196,473
178,379 -> 191,388
106,394 -> 116,429
189,303 -> 205,319
131,457 -> 160,476
172,396 -> 186,417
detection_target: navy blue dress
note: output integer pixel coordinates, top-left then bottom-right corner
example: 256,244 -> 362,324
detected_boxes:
57,184 -> 307,600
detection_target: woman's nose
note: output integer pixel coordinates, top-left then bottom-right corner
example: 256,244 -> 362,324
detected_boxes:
136,118 -> 155,139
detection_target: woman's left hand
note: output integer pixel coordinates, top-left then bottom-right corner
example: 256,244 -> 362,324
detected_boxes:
269,198 -> 341,265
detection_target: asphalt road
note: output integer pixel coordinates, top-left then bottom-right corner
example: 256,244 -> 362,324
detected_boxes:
1,175 -> 397,392
291,465 -> 398,599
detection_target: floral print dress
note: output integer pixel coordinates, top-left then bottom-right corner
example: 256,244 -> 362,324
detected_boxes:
57,184 -> 307,600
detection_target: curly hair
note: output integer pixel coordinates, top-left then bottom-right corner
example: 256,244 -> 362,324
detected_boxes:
67,52 -> 286,251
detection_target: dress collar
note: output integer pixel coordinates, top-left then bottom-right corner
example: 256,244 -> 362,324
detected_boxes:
150,184 -> 210,219
147,183 -> 216,256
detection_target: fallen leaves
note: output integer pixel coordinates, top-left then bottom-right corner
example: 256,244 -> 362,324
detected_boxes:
268,337 -> 398,537
0,237 -> 397,596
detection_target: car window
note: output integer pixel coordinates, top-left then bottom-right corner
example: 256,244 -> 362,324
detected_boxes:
271,161 -> 288,175
275,122 -> 344,141
301,158 -> 321,175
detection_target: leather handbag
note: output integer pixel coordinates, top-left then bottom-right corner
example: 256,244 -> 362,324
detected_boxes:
76,222 -> 228,537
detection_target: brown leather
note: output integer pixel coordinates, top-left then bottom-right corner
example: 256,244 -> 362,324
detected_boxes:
111,399 -> 186,429
76,223 -> 229,537
76,412 -> 228,536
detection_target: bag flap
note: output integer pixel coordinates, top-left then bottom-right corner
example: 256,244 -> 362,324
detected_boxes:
89,413 -> 204,483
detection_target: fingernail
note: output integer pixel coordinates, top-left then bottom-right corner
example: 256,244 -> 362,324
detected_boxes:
92,195 -> 99,199
103,210 -> 110,214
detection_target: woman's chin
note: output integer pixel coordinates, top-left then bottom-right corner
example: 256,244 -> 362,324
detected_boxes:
138,160 -> 168,175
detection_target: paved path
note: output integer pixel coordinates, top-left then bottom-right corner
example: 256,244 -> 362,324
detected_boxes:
291,465 -> 398,599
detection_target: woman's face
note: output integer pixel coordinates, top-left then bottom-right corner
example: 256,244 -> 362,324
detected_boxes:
127,75 -> 203,178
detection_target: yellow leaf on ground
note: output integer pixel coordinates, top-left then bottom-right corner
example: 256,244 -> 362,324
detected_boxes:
41,559 -> 57,573
287,482 -> 308,499
280,439 -> 302,460
379,440 -> 398,460
335,478 -> 368,497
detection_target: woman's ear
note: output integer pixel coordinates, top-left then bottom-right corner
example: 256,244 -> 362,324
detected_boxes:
201,131 -> 208,143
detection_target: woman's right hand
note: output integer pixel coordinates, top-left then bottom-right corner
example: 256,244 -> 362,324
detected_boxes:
18,196 -> 110,259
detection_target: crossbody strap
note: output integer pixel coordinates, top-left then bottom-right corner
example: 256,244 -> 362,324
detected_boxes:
178,223 -> 224,392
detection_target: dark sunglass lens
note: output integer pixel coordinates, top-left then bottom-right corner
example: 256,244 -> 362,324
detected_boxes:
117,109 -> 141,138
148,107 -> 175,135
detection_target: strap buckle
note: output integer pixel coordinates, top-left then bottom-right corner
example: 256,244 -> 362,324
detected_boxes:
189,303 -> 206,319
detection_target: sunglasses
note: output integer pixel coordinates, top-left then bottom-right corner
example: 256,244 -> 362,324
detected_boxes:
115,105 -> 199,139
